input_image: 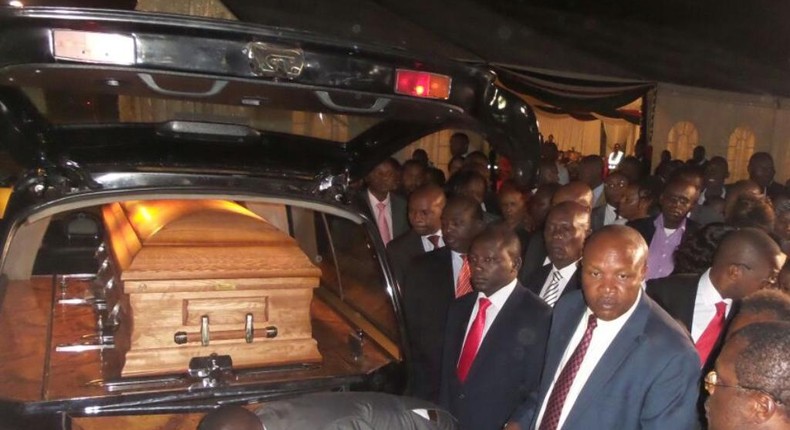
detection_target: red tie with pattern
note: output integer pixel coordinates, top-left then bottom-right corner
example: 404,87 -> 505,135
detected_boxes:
455,255 -> 473,298
539,314 -> 598,430
456,297 -> 492,382
695,301 -> 727,366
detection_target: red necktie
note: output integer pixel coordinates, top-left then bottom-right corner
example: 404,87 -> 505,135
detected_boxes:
456,297 -> 492,382
375,201 -> 391,245
427,235 -> 441,250
456,255 -> 473,298
695,301 -> 727,366
539,314 -> 598,430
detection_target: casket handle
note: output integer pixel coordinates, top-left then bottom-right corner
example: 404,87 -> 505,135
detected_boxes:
201,315 -> 210,346
245,313 -> 254,344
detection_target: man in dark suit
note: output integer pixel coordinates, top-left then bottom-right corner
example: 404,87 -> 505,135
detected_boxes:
629,175 -> 700,280
590,171 -> 628,231
748,152 -> 785,201
439,226 -> 551,430
507,225 -> 700,430
646,227 -> 785,370
387,185 -> 446,285
520,182 -> 592,280
403,196 -> 485,401
522,202 -> 590,307
354,158 -> 409,245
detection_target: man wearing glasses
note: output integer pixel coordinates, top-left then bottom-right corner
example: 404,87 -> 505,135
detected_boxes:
705,321 -> 790,430
647,228 -> 785,370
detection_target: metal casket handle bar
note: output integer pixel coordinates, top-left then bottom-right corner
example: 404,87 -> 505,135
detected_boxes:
173,314 -> 278,345
138,73 -> 228,98
314,91 -> 390,113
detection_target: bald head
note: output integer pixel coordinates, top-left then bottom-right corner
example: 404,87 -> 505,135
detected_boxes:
711,228 -> 786,300
584,225 -> 648,267
545,201 -> 592,268
552,181 -> 593,211
198,406 -> 262,430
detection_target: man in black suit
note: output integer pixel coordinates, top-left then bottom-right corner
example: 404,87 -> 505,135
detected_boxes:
520,182 -> 592,280
590,171 -> 628,231
355,158 -> 409,245
629,175 -> 700,280
387,185 -> 446,285
507,225 -> 700,430
523,202 -> 591,307
403,196 -> 485,401
646,227 -> 785,370
439,226 -> 551,430
748,152 -> 785,201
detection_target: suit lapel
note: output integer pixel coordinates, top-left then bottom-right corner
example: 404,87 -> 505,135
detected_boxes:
527,263 -> 552,295
463,286 -> 524,381
561,294 -> 651,429
678,277 -> 701,330
448,294 -> 478,382
539,293 -> 587,396
559,264 -> 581,299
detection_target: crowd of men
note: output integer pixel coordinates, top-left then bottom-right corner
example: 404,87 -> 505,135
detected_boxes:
200,135 -> 790,430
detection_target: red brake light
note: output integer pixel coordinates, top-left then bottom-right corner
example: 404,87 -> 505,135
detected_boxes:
395,69 -> 451,100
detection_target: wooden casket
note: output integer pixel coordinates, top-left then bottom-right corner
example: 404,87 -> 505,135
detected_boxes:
101,200 -> 322,376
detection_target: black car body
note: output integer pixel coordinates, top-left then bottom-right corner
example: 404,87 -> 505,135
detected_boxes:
0,5 -> 539,429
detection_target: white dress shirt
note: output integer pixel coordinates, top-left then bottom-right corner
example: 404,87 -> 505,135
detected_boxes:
691,269 -> 733,342
603,203 -> 619,226
535,290 -> 642,430
457,278 -> 518,364
367,190 -> 393,240
419,230 -> 444,252
538,258 -> 580,304
592,184 -> 604,207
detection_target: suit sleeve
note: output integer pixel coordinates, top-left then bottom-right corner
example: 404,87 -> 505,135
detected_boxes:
639,348 -> 701,430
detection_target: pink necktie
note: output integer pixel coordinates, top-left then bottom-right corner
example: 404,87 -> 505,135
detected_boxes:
695,302 -> 727,366
376,201 -> 391,244
539,314 -> 598,430
456,255 -> 473,298
456,297 -> 492,382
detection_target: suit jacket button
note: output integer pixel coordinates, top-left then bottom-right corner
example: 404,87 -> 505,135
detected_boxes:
458,394 -> 465,399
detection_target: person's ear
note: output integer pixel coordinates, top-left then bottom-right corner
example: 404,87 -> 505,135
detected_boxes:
512,256 -> 523,273
751,392 -> 778,423
727,263 -> 743,281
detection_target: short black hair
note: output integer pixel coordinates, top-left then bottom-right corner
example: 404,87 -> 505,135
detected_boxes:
474,223 -> 522,262
739,289 -> 790,322
672,222 -> 737,275
713,227 -> 782,267
730,321 -> 790,406
445,195 -> 484,222
402,159 -> 426,171
725,195 -> 775,232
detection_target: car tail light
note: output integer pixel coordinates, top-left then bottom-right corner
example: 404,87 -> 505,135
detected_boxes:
394,69 -> 451,100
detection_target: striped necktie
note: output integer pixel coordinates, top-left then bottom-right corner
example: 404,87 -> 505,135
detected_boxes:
542,270 -> 562,307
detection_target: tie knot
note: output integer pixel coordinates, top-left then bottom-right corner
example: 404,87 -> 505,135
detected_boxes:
715,301 -> 727,315
552,270 -> 563,281
587,314 -> 598,331
376,201 -> 387,211
478,297 -> 492,312
428,235 -> 441,249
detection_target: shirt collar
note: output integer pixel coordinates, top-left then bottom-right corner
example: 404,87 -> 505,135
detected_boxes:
698,268 -> 732,306
477,277 -> 518,310
421,229 -> 442,239
653,213 -> 687,233
367,189 -> 391,207
552,259 -> 580,277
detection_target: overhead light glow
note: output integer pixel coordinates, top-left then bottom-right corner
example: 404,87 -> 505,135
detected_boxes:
9,1 -> 23,8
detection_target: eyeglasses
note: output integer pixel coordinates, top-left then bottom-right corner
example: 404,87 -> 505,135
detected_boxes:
704,370 -> 784,406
